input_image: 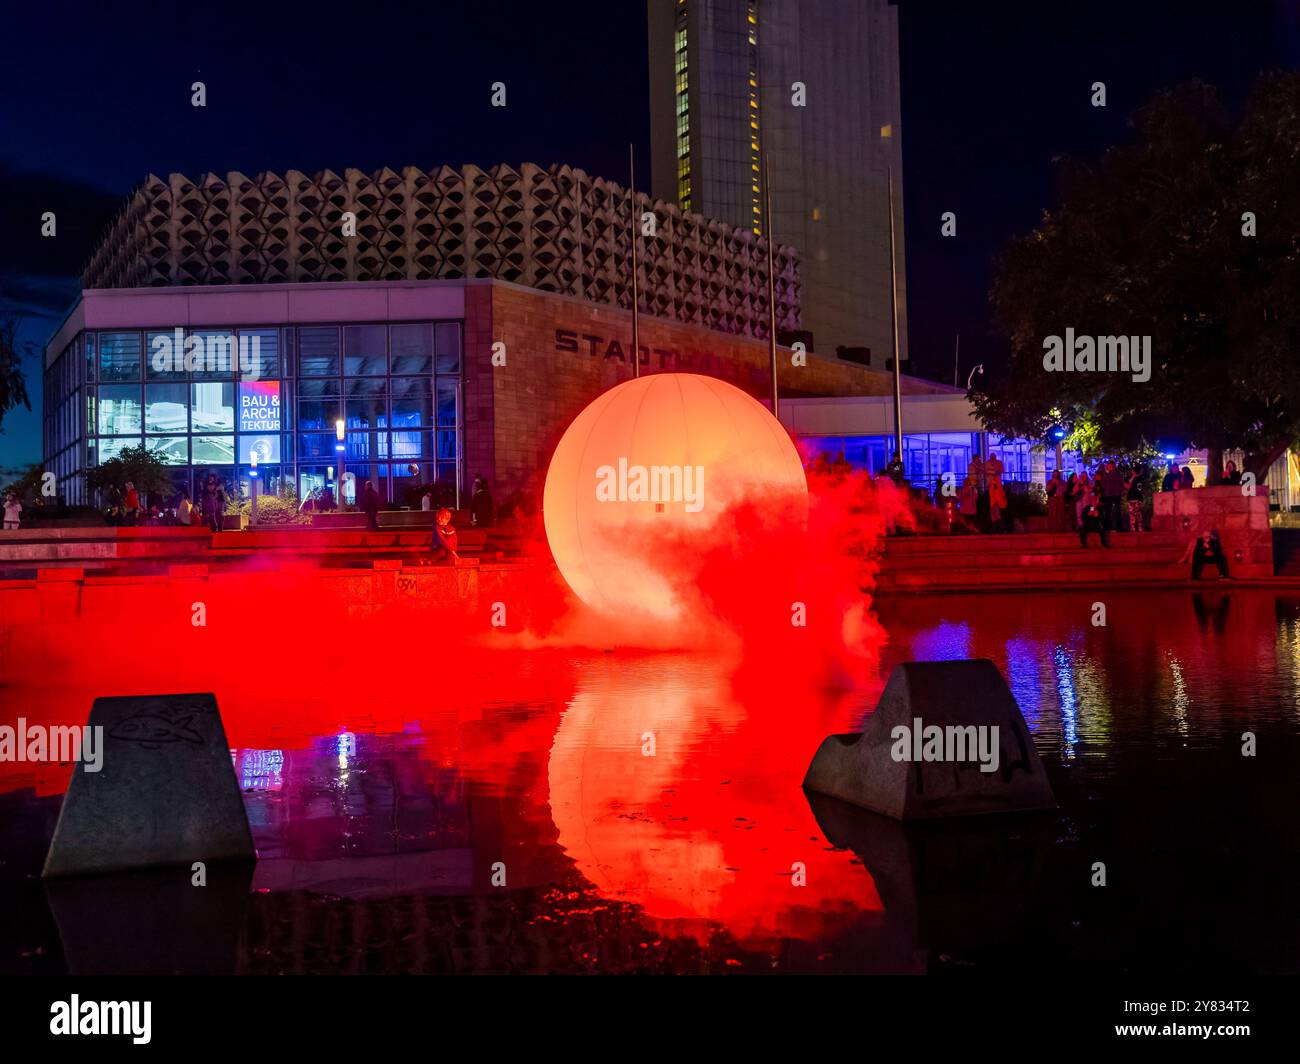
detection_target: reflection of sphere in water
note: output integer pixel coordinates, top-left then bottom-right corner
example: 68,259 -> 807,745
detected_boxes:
543,374 -> 807,620
546,659 -> 882,944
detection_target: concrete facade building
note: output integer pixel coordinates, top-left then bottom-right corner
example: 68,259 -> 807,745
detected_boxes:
648,0 -> 907,370
46,162 -> 950,511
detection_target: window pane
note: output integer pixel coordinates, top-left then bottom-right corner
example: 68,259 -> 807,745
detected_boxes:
189,330 -> 239,376
99,333 -> 141,381
346,377 -> 385,397
391,394 -> 431,429
240,329 -> 280,379
146,331 -> 187,380
346,398 -> 387,428
146,436 -> 189,465
145,382 -> 188,432
344,325 -> 387,375
390,429 -> 430,459
435,322 -> 461,373
390,376 -> 432,398
390,324 -> 433,375
298,433 -> 339,460
98,436 -> 141,462
297,400 -> 339,431
436,429 -> 458,460
192,382 -> 235,432
298,326 -> 340,375
239,435 -> 281,464
98,385 -> 141,434
435,379 -> 458,426
346,430 -> 386,461
192,436 -> 236,464
298,376 -> 341,398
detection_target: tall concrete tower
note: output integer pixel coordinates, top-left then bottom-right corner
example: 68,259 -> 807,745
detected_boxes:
648,0 -> 907,371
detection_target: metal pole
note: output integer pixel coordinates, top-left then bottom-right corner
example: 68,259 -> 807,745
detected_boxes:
629,143 -> 641,379
953,334 -> 960,388
886,153 -> 903,460
763,152 -> 779,417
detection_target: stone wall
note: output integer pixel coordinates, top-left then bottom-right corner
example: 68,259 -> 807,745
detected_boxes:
472,282 -> 954,499
1151,486 -> 1273,579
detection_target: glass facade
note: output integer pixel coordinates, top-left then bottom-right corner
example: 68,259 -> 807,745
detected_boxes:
801,432 -> 981,488
799,431 -> 1093,491
42,321 -> 463,509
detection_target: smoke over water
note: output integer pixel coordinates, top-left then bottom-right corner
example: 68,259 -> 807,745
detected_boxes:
516,466 -> 911,692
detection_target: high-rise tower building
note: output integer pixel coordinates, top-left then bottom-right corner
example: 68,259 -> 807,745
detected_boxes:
648,0 -> 907,371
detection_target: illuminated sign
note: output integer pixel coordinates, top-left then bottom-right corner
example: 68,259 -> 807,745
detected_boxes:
239,381 -> 281,463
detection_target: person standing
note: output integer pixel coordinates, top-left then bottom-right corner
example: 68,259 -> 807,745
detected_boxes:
122,481 -> 140,525
1063,473 -> 1081,531
1162,462 -> 1181,492
1079,495 -> 1110,548
362,480 -> 382,531
470,474 -> 495,528
1046,469 -> 1066,532
2,491 -> 21,530
884,450 -> 905,486
201,475 -> 225,533
1125,469 -> 1145,532
958,475 -> 979,529
177,489 -> 194,526
1074,476 -> 1094,530
1099,459 -> 1125,532
985,451 -> 1007,531
1181,465 -> 1195,490
1223,460 -> 1243,486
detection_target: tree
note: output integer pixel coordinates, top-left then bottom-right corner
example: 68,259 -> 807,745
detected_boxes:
0,316 -> 32,432
86,446 -> 175,504
974,73 -> 1300,480
3,463 -> 49,505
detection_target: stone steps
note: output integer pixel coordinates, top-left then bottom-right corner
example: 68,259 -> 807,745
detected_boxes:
876,530 -> 1195,592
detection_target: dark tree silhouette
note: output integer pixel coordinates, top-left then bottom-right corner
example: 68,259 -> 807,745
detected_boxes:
974,73 -> 1300,480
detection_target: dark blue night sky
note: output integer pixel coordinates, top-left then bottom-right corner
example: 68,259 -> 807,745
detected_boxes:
1,0 -> 1296,472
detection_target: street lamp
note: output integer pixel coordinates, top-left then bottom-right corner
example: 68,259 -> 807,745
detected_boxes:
249,451 -> 259,525
335,418 -> 346,509
966,364 -> 984,391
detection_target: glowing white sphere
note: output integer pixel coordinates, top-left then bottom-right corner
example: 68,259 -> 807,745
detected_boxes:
542,373 -> 807,620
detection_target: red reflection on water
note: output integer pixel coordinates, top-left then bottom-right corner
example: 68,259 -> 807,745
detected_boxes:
549,656 -> 881,946
1,469 -> 901,948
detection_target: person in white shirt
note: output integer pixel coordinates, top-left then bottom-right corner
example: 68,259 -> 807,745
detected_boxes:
3,493 -> 21,530
177,490 -> 194,526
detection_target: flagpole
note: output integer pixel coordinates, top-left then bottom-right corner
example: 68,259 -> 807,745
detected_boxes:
629,143 -> 641,379
763,152 -> 778,417
883,124 -> 903,458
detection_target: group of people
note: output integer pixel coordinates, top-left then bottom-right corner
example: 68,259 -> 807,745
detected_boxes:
418,474 -> 494,529
929,451 -> 1010,533
1044,459 -> 1146,547
101,476 -> 227,531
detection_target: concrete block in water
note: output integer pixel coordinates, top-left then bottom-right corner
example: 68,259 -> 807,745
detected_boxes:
803,659 -> 1055,820
43,692 -> 254,877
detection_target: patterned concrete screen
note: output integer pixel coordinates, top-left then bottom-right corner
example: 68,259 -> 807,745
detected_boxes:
82,163 -> 800,342
43,693 -> 254,877
803,659 -> 1056,820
